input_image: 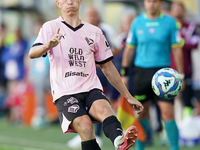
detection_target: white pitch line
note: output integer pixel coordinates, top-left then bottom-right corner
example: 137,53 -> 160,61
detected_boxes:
0,135 -> 67,150
0,144 -> 43,150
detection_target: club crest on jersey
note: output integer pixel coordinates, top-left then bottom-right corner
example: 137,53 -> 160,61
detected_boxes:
105,41 -> 110,47
149,28 -> 155,34
104,40 -> 111,52
85,37 -> 94,45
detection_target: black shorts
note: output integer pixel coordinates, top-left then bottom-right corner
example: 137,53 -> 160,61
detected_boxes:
133,66 -> 174,103
55,89 -> 109,133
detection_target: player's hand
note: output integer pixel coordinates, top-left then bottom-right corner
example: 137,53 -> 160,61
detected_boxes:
46,28 -> 63,49
127,98 -> 144,114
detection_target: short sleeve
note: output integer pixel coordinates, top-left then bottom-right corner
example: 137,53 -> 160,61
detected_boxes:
126,20 -> 137,48
170,19 -> 182,47
94,30 -> 113,64
32,22 -> 52,47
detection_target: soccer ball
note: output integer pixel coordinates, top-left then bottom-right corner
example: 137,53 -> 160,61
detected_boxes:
151,68 -> 182,99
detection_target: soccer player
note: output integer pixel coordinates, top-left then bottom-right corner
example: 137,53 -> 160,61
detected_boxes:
121,0 -> 184,150
67,6 -> 109,148
29,0 -> 143,150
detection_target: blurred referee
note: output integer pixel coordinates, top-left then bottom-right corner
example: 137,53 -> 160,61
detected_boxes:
121,0 -> 184,150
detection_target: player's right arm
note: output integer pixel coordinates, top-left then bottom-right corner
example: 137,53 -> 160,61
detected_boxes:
29,28 -> 62,59
121,46 -> 135,86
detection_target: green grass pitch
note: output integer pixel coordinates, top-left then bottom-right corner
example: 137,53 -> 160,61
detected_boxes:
0,117 -> 199,150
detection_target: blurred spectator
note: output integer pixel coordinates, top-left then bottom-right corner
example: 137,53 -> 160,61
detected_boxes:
170,2 -> 200,118
2,28 -> 27,81
0,24 -> 9,117
0,24 -> 8,90
122,0 -> 184,150
1,27 -> 28,123
28,19 -> 50,128
113,14 -> 135,54
113,14 -> 135,94
0,23 -> 17,90
160,1 -> 171,16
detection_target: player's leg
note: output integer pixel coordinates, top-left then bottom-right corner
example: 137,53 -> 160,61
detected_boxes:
135,101 -> 151,150
87,90 -> 137,150
133,67 -> 154,150
94,67 -> 109,146
158,100 -> 179,150
71,115 -> 101,150
90,99 -> 137,150
71,115 -> 95,141
55,95 -> 101,150
67,68 -> 107,149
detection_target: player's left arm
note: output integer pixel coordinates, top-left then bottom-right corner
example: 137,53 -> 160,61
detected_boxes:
170,18 -> 185,90
171,46 -> 184,75
99,61 -> 143,114
171,46 -> 185,91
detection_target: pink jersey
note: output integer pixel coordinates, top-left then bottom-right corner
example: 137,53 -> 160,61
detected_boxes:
33,17 -> 113,102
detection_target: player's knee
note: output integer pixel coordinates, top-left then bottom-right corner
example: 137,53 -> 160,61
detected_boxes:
98,105 -> 114,121
80,122 -> 94,135
72,115 -> 94,134
161,109 -> 174,121
102,105 -> 113,114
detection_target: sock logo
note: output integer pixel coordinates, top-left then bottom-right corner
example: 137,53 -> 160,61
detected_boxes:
117,128 -> 123,134
118,142 -> 124,146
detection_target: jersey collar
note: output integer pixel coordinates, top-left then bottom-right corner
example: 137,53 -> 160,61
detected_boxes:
59,17 -> 84,31
144,12 -> 164,19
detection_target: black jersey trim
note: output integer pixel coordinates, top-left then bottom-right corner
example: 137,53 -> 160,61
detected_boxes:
61,21 -> 84,31
95,56 -> 114,64
42,53 -> 47,57
32,43 -> 43,47
32,43 -> 47,57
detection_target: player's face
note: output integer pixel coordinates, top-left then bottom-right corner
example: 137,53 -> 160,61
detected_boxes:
144,0 -> 161,15
56,0 -> 82,16
170,3 -> 185,20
